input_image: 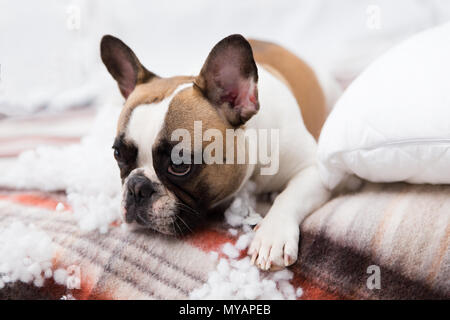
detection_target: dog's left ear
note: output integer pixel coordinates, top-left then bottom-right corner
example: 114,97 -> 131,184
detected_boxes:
100,35 -> 157,98
195,34 -> 259,127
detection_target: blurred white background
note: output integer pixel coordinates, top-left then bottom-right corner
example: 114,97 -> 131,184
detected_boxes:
1,0 -> 450,116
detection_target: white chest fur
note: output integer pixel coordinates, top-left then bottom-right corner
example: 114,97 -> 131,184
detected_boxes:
246,66 -> 318,193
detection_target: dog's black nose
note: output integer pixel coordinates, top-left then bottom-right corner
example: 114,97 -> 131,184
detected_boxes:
127,175 -> 155,203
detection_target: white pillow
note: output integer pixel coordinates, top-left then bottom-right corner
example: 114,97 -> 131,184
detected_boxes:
318,22 -> 450,189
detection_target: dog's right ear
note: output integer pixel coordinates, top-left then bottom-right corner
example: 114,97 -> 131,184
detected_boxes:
100,35 -> 157,98
195,34 -> 259,127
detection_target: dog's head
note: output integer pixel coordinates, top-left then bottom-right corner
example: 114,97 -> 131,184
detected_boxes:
100,34 -> 259,235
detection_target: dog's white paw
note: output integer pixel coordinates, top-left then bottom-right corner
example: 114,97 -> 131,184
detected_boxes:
248,216 -> 299,271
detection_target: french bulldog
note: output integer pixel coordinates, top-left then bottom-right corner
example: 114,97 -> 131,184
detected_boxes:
100,34 -> 331,271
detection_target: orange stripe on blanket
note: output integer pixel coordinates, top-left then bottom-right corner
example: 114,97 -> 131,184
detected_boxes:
186,227 -> 249,259
0,193 -> 70,211
186,228 -> 236,253
187,228 -> 339,300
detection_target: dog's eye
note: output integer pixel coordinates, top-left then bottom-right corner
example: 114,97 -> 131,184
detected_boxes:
168,162 -> 191,176
113,147 -> 120,160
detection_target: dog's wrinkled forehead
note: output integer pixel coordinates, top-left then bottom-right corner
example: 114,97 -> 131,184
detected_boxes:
116,76 -> 195,134
120,80 -> 193,169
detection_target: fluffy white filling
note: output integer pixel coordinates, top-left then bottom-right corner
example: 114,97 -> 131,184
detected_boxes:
190,182 -> 303,300
0,105 -> 123,233
0,104 -> 303,298
0,222 -> 53,288
0,222 -> 72,289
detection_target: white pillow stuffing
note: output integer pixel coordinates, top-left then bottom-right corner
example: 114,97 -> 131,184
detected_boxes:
318,22 -> 450,189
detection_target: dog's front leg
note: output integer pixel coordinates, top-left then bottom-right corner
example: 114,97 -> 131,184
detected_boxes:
248,165 -> 330,270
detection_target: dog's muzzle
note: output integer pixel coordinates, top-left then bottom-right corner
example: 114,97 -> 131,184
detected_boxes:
122,169 -> 204,236
122,171 -> 183,235
124,174 -> 155,223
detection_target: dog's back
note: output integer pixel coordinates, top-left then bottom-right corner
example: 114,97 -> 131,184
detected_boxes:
249,39 -> 328,140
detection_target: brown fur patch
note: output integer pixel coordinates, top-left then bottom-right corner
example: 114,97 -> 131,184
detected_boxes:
248,39 -> 327,140
116,76 -> 195,134
156,86 -> 248,208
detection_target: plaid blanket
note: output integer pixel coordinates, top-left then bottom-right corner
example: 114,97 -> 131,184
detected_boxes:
0,109 -> 448,300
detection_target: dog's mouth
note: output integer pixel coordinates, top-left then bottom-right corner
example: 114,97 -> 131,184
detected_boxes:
121,169 -> 206,236
122,199 -> 204,236
139,215 -> 180,236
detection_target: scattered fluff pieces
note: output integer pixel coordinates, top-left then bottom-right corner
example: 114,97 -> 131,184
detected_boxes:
190,182 -> 302,300
224,181 -> 262,227
0,105 -> 123,233
56,202 -> 65,212
190,257 -> 299,300
235,233 -> 253,251
0,222 -> 55,288
222,243 -> 240,259
0,222 -> 81,290
53,268 -> 68,285
0,103 -> 302,297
